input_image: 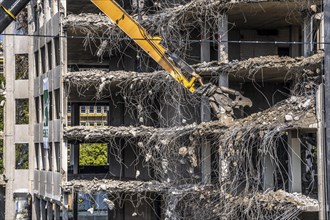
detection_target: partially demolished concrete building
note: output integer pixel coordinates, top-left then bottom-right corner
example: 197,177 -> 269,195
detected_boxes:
1,0 -> 326,219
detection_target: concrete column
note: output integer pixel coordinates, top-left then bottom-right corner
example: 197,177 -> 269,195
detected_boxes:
262,154 -> 275,190
201,142 -> 211,184
46,201 -> 53,220
201,23 -> 210,63
200,22 -> 212,184
217,13 -> 230,123
54,203 -> 61,220
4,23 -> 16,220
40,199 -> 46,220
290,26 -> 300,57
316,85 -> 326,220
70,103 -> 79,175
72,144 -> 79,175
62,193 -> 69,220
218,14 -> 228,63
303,15 -> 313,57
316,12 -> 324,51
288,130 -> 302,193
217,14 -> 230,181
34,197 -> 41,220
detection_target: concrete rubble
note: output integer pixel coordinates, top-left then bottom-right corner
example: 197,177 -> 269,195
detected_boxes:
63,179 -> 169,193
195,52 -> 323,79
212,190 -> 319,216
65,95 -> 316,142
64,53 -> 322,92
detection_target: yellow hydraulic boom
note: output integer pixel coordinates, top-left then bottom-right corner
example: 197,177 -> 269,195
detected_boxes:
91,0 -> 252,119
91,0 -> 200,93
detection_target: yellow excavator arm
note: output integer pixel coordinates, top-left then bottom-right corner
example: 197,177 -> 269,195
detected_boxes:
91,0 -> 200,93
91,0 -> 252,120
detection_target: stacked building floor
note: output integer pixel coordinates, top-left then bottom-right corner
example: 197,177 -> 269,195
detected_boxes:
0,0 -> 326,219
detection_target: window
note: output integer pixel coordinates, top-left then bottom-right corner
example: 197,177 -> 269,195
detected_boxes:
54,37 -> 60,66
16,99 -> 29,124
40,95 -> 44,122
49,92 -> 53,121
48,143 -> 53,171
55,143 -> 61,172
15,54 -> 29,80
96,106 -> 101,113
34,51 -> 39,77
15,143 -> 29,169
33,6 -> 39,31
79,143 -> 107,166
89,106 -> 94,113
35,144 -> 39,170
15,8 -> 28,35
47,42 -> 52,70
41,144 -> 46,170
80,106 -> 86,113
54,89 -> 60,119
35,97 -> 40,123
41,46 -> 46,73
77,192 -> 108,216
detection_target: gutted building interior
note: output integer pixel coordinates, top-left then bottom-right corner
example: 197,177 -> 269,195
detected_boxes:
1,0 -> 327,219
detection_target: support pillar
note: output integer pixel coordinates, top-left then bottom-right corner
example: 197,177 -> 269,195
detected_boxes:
62,193 -> 69,220
262,154 -> 275,190
201,23 -> 210,63
54,203 -> 61,220
47,201 -> 53,220
288,130 -> 302,193
71,103 -> 79,175
72,144 -> 79,175
200,22 -> 212,184
290,26 -> 300,57
217,14 -> 231,124
324,1 -> 330,219
303,15 -> 313,57
218,14 -> 228,63
317,85 -> 326,219
40,199 -> 46,220
34,197 -> 41,220
217,14 -> 230,182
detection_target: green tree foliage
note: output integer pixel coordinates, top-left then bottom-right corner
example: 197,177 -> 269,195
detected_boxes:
15,143 -> 29,169
16,99 -> 29,124
79,143 -> 107,166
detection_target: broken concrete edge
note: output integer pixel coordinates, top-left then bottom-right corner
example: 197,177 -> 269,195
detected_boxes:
63,52 -> 323,89
63,0 -> 318,30
64,70 -> 166,86
62,179 -> 318,212
64,123 -> 200,142
64,95 -> 316,142
194,52 -> 324,78
213,190 -> 319,213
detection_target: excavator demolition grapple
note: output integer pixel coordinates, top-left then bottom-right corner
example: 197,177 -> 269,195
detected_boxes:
0,0 -> 252,121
